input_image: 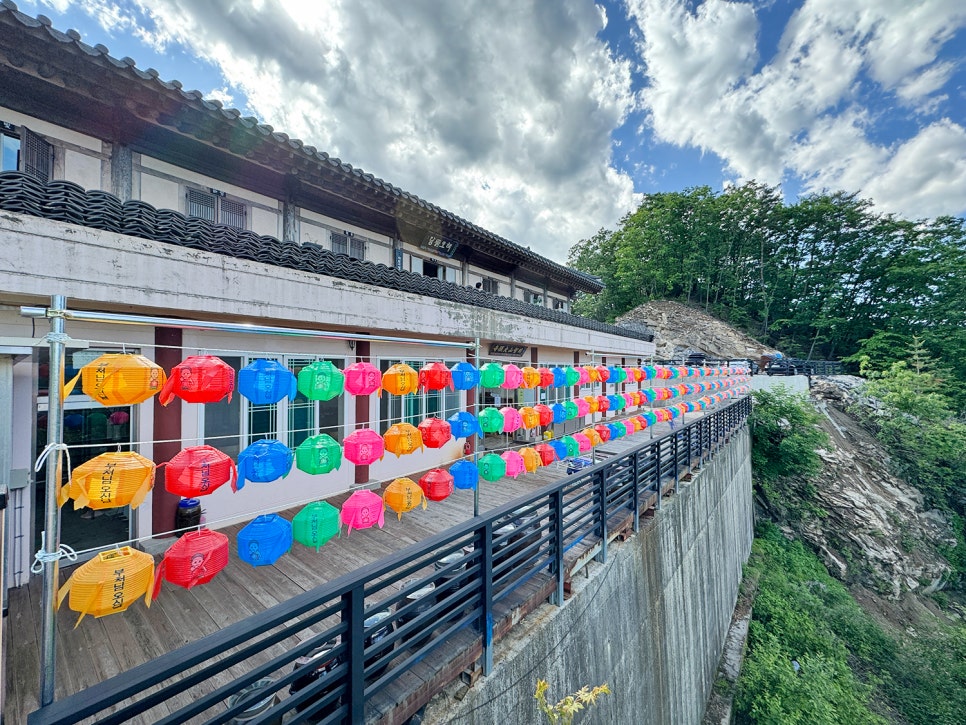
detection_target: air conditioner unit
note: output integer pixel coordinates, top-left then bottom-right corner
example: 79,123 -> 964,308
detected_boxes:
514,428 -> 538,443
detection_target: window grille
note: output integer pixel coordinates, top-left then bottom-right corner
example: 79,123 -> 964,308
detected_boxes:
187,188 -> 247,229
21,127 -> 52,183
350,236 -> 365,260
187,189 -> 217,222
481,277 -> 499,295
331,230 -> 349,256
220,198 -> 247,230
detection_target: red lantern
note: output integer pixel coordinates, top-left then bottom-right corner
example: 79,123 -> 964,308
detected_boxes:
533,442 -> 558,466
595,365 -> 610,382
159,355 -> 235,405
343,429 -> 385,465
596,395 -> 610,413
162,445 -> 237,496
533,404 -> 554,427
344,362 -> 382,396
593,424 -> 612,443
418,468 -> 454,501
537,367 -> 555,388
152,529 -> 229,598
417,417 -> 452,448
418,362 -> 453,391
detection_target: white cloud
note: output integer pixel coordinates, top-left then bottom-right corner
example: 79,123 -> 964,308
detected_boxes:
629,0 -> 966,218
46,0 -> 640,261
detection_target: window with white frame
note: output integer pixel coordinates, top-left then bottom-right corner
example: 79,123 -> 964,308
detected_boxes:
480,277 -> 499,295
186,187 -> 247,229
405,254 -> 459,283
0,121 -> 53,181
330,230 -> 366,260
523,289 -> 543,305
379,358 -> 461,427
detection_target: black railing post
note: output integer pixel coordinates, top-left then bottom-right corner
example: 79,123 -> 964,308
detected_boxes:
654,443 -> 663,510
343,583 -> 366,724
551,489 -> 565,605
631,450 -> 640,533
597,467 -> 608,563
672,433 -> 680,494
479,522 -> 494,675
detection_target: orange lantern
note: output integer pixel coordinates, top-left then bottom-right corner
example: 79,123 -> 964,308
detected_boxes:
519,406 -> 540,429
59,451 -> 155,510
582,427 -> 603,446
159,355 -> 235,406
418,362 -> 453,391
418,417 -> 452,448
66,353 -> 166,406
153,529 -> 229,598
418,468 -> 455,501
382,363 -> 419,395
383,423 -> 424,457
583,395 -> 600,414
383,477 -> 427,519
521,366 -> 541,389
57,547 -> 154,627
519,447 -> 543,473
583,365 -> 600,383
162,445 -> 237,497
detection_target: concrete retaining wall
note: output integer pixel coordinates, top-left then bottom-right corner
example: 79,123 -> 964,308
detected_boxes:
425,427 -> 753,725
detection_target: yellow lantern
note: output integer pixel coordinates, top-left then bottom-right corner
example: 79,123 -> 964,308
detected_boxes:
383,477 -> 427,520
58,451 -> 156,510
383,423 -> 424,457
65,353 -> 166,406
520,447 -> 544,473
57,546 -> 154,628
382,363 -> 419,395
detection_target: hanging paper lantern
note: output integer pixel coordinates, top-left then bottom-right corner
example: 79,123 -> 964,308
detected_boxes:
478,453 -> 507,481
163,445 -> 237,497
153,529 -> 229,598
500,406 -> 523,433
551,403 -> 568,424
295,434 -> 343,475
419,468 -> 455,502
622,393 -> 634,408
641,366 -> 656,380
297,360 -> 344,401
594,365 -> 610,382
573,432 -> 592,453
418,417 -> 452,448
384,477 -> 427,519
519,406 -> 540,430
69,353 -> 166,406
560,436 -> 580,458
596,395 -> 610,413
548,439 -> 568,460
629,367 -> 643,382
577,367 -> 591,385
563,367 -> 581,387
533,404 -> 554,427
238,359 -> 297,404
606,423 -> 623,440
656,366 -> 672,380
574,398 -> 590,417
537,367 -> 555,388
236,440 -> 294,490
519,447 -> 543,473
292,501 -> 341,550
448,411 -> 483,439
343,429 -> 385,465
58,547 -> 153,627
340,489 -> 386,533
418,362 -> 453,391
643,411 -> 658,426
478,407 -> 505,434
521,366 -> 541,389
450,361 -> 480,390
582,427 -> 603,447
382,363 -> 419,396
564,400 -> 580,420
501,450 -> 526,478
622,420 -> 635,436
533,442 -> 558,466
344,362 -> 383,396
612,367 -> 628,384
479,362 -> 506,388
582,396 -> 599,414
238,514 -> 292,567
450,460 -> 479,490
551,367 -> 567,387
606,394 -> 622,412
501,364 -> 524,389
159,355 -> 235,406
593,424 -> 612,443
59,451 -> 155,510
384,423 -> 424,457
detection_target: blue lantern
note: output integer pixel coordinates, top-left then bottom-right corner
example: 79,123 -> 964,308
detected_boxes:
607,366 -> 621,384
607,423 -> 623,440
450,460 -> 479,490
448,411 -> 483,439
237,514 -> 293,567
550,403 -> 568,424
238,359 -> 297,405
551,367 -> 567,387
607,394 -> 622,411
237,440 -> 294,490
548,439 -> 568,460
450,362 -> 481,391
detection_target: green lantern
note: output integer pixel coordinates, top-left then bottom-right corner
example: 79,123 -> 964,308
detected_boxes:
478,407 -> 505,434
478,453 -> 507,481
614,367 -> 627,383
295,434 -> 343,475
292,501 -> 341,551
564,400 -> 579,420
563,366 -> 581,387
479,362 -> 506,388
297,360 -> 344,401
560,435 -> 580,458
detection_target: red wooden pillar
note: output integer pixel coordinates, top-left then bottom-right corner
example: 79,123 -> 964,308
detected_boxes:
152,327 -> 182,536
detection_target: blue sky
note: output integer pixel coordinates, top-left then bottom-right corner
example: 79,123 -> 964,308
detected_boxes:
14,0 -> 966,261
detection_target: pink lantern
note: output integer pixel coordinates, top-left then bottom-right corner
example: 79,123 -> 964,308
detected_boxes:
343,429 -> 385,465
622,393 -> 634,408
344,362 -> 382,396
572,433 -> 592,453
500,406 -> 523,433
574,398 -> 591,417
501,450 -> 526,478
418,362 -> 454,391
501,364 -> 524,389
418,468 -> 454,502
622,420 -> 635,436
577,366 -> 591,385
418,417 -> 452,448
340,490 -> 385,533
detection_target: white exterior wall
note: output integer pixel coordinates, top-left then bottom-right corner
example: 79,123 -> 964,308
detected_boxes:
0,105 -> 101,152
298,208 -> 394,263
62,148 -> 103,191
139,172 -> 181,212
251,206 -> 281,238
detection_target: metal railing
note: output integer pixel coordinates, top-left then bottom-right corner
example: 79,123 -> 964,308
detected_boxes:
28,396 -> 751,725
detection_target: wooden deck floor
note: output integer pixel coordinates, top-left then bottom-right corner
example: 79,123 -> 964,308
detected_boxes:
4,416 -> 705,724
